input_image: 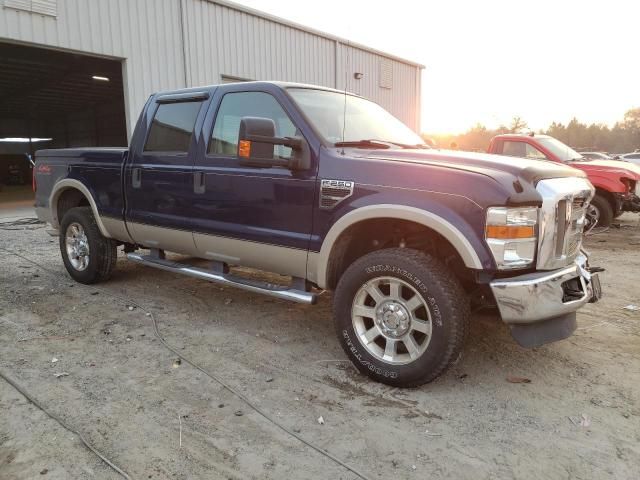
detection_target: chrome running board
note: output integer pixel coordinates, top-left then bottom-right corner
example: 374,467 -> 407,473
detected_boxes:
126,253 -> 316,305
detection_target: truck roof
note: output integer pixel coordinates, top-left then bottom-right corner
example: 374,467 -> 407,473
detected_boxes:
152,81 -> 361,98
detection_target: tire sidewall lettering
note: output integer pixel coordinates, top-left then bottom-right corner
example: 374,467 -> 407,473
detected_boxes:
342,329 -> 398,379
364,263 -> 443,327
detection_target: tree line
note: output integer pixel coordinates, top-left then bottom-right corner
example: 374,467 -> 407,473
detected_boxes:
424,108 -> 640,154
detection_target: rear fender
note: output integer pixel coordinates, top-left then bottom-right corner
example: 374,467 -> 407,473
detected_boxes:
49,179 -> 111,237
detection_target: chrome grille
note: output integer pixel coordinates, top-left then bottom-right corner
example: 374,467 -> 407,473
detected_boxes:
565,197 -> 587,256
536,177 -> 594,270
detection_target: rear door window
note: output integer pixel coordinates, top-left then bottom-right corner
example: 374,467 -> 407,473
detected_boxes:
144,101 -> 203,153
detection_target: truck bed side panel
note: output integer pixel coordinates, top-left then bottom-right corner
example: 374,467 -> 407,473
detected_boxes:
34,148 -> 128,238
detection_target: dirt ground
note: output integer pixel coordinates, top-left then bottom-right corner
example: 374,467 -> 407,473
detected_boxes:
1,205 -> 639,480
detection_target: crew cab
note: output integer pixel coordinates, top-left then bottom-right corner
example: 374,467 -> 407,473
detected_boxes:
488,134 -> 640,227
34,82 -> 602,387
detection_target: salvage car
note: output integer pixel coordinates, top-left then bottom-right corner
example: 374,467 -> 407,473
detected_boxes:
619,152 -> 640,166
34,82 -> 602,387
487,134 -> 640,227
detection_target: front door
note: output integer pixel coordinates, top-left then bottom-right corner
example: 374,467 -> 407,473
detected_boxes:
189,87 -> 317,278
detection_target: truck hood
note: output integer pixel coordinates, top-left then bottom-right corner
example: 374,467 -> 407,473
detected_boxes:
569,159 -> 640,179
354,148 -> 585,185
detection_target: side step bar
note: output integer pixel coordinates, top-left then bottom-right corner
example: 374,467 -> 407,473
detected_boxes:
126,253 -> 317,305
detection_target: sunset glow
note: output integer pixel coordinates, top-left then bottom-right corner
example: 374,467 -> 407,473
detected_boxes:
234,0 -> 639,134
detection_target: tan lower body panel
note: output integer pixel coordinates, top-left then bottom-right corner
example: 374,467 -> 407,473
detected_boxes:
193,232 -> 308,278
127,222 -> 200,256
125,221 -> 307,279
102,216 -> 134,243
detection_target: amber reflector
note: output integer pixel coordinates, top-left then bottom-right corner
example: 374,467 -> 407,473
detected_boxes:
486,225 -> 535,239
238,140 -> 251,158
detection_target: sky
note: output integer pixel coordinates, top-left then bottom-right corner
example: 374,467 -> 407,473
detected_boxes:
232,0 -> 639,134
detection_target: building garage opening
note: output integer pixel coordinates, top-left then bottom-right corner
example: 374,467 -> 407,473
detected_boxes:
0,42 -> 127,207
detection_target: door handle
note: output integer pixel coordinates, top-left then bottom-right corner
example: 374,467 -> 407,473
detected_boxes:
194,171 -> 205,194
132,167 -> 141,188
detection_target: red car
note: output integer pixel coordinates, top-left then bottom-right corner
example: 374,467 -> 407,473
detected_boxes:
488,134 -> 640,227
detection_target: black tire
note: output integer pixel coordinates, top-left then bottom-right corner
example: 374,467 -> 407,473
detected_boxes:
333,248 -> 470,387
590,193 -> 614,228
59,206 -> 117,284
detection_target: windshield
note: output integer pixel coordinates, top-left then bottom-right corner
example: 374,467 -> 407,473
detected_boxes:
288,88 -> 425,147
536,137 -> 583,162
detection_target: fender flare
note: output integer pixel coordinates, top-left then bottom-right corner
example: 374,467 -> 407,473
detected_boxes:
311,204 -> 484,289
49,179 -> 112,238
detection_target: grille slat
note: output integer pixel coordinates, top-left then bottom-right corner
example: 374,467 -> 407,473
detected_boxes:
557,196 -> 587,258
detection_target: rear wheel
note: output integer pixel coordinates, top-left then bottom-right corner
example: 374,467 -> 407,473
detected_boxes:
59,207 -> 117,284
333,248 -> 469,387
588,194 -> 614,228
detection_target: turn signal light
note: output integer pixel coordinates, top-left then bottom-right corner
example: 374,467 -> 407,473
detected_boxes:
485,225 -> 535,239
238,140 -> 251,158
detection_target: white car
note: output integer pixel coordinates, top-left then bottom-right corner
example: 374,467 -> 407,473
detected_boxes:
619,152 -> 640,166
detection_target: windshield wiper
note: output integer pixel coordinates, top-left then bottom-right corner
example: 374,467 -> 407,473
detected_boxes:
334,139 -> 430,149
334,139 -> 391,149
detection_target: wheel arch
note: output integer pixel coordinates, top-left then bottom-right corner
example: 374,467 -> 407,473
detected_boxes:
309,205 -> 484,290
50,179 -> 111,238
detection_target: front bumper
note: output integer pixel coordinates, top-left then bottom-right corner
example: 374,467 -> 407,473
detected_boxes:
489,253 -> 602,347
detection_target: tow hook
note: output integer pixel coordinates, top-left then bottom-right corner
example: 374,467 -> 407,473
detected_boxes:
587,266 -> 605,274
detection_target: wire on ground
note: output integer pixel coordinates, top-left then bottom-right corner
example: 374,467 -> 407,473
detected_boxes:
0,247 -> 373,480
0,369 -> 131,479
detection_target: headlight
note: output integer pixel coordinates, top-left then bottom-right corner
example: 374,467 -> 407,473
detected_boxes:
485,206 -> 538,270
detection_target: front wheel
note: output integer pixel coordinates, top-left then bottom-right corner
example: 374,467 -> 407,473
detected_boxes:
588,194 -> 614,228
59,207 -> 117,284
333,248 -> 470,387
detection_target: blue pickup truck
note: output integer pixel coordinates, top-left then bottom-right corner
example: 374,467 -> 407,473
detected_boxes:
34,81 -> 601,387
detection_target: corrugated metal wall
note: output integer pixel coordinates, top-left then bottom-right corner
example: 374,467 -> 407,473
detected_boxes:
0,0 -> 421,135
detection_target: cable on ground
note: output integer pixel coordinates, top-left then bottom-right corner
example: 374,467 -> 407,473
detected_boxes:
0,217 -> 45,230
0,369 -> 131,479
0,246 -> 373,480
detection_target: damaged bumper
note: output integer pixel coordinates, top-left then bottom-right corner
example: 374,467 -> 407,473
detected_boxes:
489,253 -> 602,347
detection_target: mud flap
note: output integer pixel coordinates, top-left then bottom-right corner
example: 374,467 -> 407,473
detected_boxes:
509,313 -> 577,348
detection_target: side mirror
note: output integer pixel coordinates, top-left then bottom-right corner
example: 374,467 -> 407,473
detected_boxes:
237,116 -> 305,169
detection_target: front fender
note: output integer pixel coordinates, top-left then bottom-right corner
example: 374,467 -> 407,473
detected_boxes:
309,197 -> 492,289
588,173 -> 629,194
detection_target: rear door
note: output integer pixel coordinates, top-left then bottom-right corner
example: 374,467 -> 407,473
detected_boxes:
124,91 -> 210,254
188,85 -> 317,278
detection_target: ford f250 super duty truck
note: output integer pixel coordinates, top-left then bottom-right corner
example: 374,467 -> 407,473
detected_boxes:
487,134 -> 640,227
34,82 -> 602,387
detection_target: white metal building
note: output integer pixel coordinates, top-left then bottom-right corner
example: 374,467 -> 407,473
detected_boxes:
0,0 -> 423,140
